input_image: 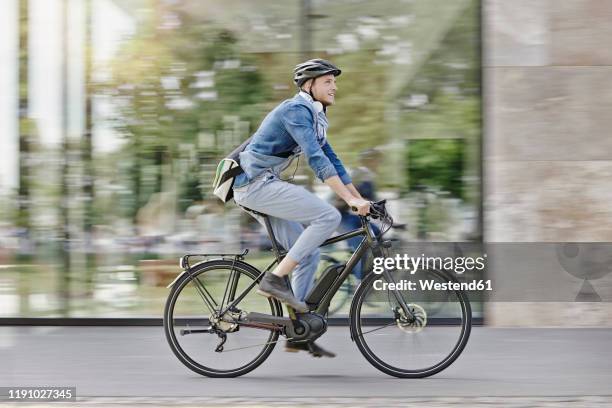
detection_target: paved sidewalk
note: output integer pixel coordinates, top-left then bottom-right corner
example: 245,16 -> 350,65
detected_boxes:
1,327 -> 611,404
2,396 -> 612,407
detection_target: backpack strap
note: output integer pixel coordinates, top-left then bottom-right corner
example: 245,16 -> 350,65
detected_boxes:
218,165 -> 244,186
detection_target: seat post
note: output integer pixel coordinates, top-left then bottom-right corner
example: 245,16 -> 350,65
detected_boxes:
261,214 -> 284,260
240,205 -> 286,260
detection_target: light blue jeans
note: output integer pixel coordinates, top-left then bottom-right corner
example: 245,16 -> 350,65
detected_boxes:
234,170 -> 341,301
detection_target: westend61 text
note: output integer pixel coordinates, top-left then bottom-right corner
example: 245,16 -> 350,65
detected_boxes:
372,253 -> 487,275
373,279 -> 492,291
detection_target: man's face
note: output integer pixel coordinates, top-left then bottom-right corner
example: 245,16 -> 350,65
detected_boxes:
307,74 -> 337,106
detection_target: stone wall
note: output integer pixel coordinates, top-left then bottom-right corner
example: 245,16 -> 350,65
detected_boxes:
484,0 -> 612,325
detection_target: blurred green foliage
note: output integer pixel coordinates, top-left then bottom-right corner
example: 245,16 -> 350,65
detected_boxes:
408,139 -> 464,199
399,0 -> 480,201
101,2 -> 271,220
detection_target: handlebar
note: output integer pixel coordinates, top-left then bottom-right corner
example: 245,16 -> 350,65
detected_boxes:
351,199 -> 389,220
350,199 -> 394,238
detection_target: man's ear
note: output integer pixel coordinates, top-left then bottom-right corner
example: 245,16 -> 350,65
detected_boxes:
301,79 -> 313,93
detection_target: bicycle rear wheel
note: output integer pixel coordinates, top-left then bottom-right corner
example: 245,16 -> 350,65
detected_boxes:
163,259 -> 282,378
350,267 -> 471,378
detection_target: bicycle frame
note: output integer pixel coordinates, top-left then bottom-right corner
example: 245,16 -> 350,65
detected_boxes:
215,212 -> 413,321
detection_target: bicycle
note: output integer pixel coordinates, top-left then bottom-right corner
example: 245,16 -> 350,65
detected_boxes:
163,200 -> 471,378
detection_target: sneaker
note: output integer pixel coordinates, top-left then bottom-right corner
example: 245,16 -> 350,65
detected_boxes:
285,341 -> 336,358
257,272 -> 309,313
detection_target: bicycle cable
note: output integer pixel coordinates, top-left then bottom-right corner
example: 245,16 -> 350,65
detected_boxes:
217,338 -> 283,353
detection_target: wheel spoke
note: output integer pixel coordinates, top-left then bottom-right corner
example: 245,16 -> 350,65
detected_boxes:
358,321 -> 396,336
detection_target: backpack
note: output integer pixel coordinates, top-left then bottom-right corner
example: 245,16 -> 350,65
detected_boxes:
212,137 -> 252,203
212,137 -> 294,203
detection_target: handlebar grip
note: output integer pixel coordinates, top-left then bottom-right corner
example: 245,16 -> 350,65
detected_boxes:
352,206 -> 378,219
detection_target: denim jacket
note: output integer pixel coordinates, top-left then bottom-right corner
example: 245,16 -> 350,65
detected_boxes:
233,92 -> 352,189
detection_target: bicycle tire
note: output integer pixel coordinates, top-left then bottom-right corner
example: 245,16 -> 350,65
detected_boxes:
163,259 -> 282,378
349,267 -> 471,378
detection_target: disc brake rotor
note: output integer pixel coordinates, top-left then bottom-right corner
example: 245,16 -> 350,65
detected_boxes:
396,303 -> 427,333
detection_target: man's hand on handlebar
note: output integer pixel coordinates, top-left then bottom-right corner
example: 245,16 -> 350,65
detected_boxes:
348,197 -> 371,216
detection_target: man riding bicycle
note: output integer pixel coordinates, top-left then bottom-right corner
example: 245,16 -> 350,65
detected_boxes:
232,59 -> 370,357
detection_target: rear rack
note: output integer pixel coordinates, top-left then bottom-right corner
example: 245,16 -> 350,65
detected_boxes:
179,249 -> 249,270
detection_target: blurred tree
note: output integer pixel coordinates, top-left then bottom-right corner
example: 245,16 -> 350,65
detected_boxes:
82,0 -> 95,240
407,138 -> 464,199
100,0 -> 270,223
178,166 -> 203,213
58,0 -> 71,315
17,0 -> 31,236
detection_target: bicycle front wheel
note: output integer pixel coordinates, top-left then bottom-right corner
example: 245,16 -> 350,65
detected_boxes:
350,267 -> 471,378
163,259 -> 282,378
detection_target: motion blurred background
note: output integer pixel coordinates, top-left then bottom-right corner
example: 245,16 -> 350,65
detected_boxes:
0,0 -> 481,319
1,0 -> 610,324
